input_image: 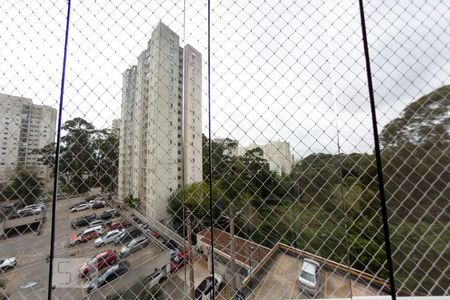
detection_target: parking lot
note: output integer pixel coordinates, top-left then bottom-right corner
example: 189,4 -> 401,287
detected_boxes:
247,253 -> 313,300
157,252 -> 211,299
0,195 -> 171,300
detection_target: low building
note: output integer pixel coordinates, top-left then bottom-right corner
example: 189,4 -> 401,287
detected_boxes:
196,228 -> 271,285
197,227 -> 393,299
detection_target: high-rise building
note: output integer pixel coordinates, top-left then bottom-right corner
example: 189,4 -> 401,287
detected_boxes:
112,119 -> 121,137
0,93 -> 57,184
213,138 -> 240,157
243,141 -> 294,176
118,22 -> 202,221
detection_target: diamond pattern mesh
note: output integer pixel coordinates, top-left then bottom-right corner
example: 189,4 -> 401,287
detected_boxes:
0,0 -> 448,299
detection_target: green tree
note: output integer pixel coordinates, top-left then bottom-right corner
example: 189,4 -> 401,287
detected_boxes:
0,168 -> 44,205
60,118 -> 96,193
38,118 -> 119,194
168,182 -> 227,234
92,129 -> 119,192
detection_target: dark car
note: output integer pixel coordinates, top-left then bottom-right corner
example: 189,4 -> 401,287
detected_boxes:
92,201 -> 106,209
71,214 -> 97,229
162,239 -> 179,251
86,262 -> 129,293
85,194 -> 100,202
114,227 -> 142,245
99,209 -> 120,220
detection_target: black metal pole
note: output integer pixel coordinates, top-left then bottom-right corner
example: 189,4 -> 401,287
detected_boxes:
357,0 -> 397,298
207,0 -> 216,298
47,1 -> 71,299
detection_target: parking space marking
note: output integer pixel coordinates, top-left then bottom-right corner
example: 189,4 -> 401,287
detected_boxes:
253,270 -> 270,300
323,271 -> 329,298
289,276 -> 297,299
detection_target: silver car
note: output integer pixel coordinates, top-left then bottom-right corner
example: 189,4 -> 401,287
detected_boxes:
119,235 -> 149,257
0,257 -> 17,273
297,258 -> 320,295
147,268 -> 168,290
94,229 -> 124,247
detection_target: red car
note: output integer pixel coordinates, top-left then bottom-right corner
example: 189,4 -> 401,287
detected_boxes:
78,250 -> 118,277
170,251 -> 190,273
107,220 -> 132,231
71,227 -> 101,246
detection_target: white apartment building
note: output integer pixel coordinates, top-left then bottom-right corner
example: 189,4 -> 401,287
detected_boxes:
213,138 -> 240,157
242,141 -> 294,176
118,22 -> 202,221
0,93 -> 56,183
112,119 -> 121,137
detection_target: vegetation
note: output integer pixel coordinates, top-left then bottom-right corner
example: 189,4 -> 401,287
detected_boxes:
168,85 -> 450,295
0,167 -> 44,205
38,118 -> 119,194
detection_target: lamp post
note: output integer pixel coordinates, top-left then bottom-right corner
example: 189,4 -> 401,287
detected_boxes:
248,245 -> 255,274
230,205 -> 243,294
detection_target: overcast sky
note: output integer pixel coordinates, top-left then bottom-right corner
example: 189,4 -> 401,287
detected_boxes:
0,0 -> 448,158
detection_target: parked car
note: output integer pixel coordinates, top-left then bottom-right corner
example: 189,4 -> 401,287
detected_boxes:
114,227 -> 142,245
91,201 -> 106,209
0,257 -> 17,273
24,203 -> 45,211
85,194 -> 100,201
86,262 -> 129,293
297,259 -> 320,295
161,238 -> 179,251
170,251 -> 190,273
71,226 -> 102,246
89,220 -> 109,228
78,250 -> 118,278
119,235 -> 150,257
107,220 -> 132,231
71,214 -> 97,229
71,203 -> 89,212
94,229 -> 124,247
194,274 -> 224,300
16,207 -> 41,217
147,268 -> 167,290
70,201 -> 86,209
99,209 -> 120,220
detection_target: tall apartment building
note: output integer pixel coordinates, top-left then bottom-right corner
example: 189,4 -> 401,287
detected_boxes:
112,119 -> 121,137
118,22 -> 202,221
0,93 -> 57,183
243,141 -> 294,176
213,138 -> 240,157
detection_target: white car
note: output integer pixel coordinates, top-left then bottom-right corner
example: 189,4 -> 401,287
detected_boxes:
0,257 -> 17,272
24,203 -> 46,211
71,203 -> 89,212
94,229 -> 124,247
147,268 -> 167,290
89,220 -> 108,228
85,225 -> 103,234
194,274 -> 224,300
297,259 -> 320,295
